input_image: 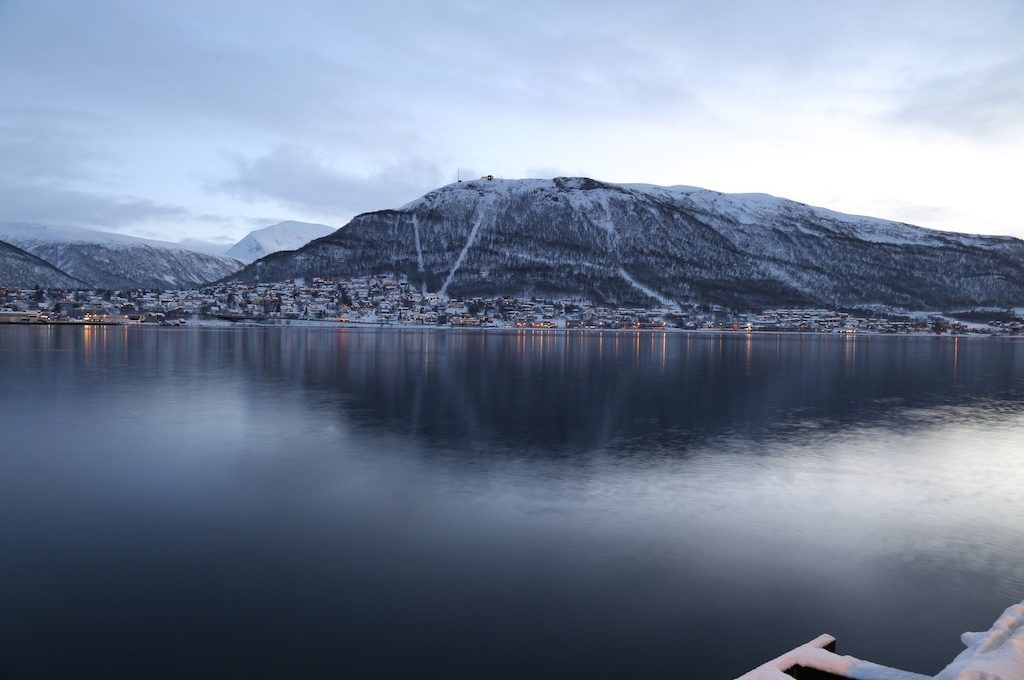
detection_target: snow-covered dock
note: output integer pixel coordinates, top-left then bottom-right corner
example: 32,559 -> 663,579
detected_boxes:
737,600 -> 1024,680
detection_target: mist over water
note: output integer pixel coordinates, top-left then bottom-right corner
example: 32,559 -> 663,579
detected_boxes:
1,326 -> 1022,678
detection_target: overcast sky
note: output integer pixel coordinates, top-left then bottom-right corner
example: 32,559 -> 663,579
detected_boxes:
1,0 -> 1022,243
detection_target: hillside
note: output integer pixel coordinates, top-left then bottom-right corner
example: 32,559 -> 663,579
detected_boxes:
226,177 -> 1024,311
0,223 -> 243,290
0,240 -> 85,289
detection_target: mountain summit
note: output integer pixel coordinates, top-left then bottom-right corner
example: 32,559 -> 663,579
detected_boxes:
227,177 -> 1024,311
225,221 -> 336,263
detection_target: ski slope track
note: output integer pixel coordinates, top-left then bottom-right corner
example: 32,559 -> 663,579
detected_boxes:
439,200 -> 492,298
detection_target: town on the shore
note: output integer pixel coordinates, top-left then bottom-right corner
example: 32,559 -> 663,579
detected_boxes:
2,274 -> 1023,335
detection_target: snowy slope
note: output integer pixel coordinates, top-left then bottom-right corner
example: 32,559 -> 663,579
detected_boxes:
0,222 -> 243,290
0,240 -> 85,289
225,221 -> 336,263
228,177 -> 1024,311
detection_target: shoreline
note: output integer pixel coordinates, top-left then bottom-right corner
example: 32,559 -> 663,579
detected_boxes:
3,318 -> 1019,339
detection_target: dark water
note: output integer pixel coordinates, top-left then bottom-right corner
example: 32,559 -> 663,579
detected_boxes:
1,326 -> 1023,678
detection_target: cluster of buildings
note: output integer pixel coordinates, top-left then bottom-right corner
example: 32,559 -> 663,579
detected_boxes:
0,276 -> 676,329
735,309 -> 981,335
2,276 -> 1022,336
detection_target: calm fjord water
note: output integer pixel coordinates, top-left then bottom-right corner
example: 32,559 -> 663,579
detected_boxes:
1,326 -> 1023,678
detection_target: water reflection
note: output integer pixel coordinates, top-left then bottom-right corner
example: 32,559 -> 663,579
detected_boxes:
1,326 -> 1022,679
218,328 -> 1024,452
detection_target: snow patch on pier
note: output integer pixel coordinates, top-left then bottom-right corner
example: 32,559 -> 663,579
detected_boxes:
738,599 -> 1024,680
736,634 -> 930,680
936,601 -> 1024,680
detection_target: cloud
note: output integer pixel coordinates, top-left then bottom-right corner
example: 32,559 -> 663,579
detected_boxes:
0,107 -> 105,183
215,146 -> 446,215
0,107 -> 242,237
524,166 -> 567,179
176,237 -> 235,255
0,108 -> 192,230
847,200 -> 966,230
0,182 -> 188,228
0,2 -> 424,147
886,59 -> 1024,138
1,0 -> 1021,238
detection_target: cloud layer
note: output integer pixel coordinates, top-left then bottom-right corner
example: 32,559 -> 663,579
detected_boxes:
0,0 -> 1021,240
216,147 -> 444,215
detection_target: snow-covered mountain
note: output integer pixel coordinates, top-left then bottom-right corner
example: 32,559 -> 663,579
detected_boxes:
227,177 -> 1024,311
225,221 -> 336,263
0,223 -> 243,290
0,240 -> 85,289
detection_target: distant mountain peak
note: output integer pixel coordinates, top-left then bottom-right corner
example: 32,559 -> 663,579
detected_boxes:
225,221 -> 336,264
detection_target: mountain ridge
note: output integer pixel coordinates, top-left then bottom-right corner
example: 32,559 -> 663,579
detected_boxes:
226,177 -> 1024,312
0,222 -> 243,289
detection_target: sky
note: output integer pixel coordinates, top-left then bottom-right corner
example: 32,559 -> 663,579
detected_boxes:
1,0 -> 1022,245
